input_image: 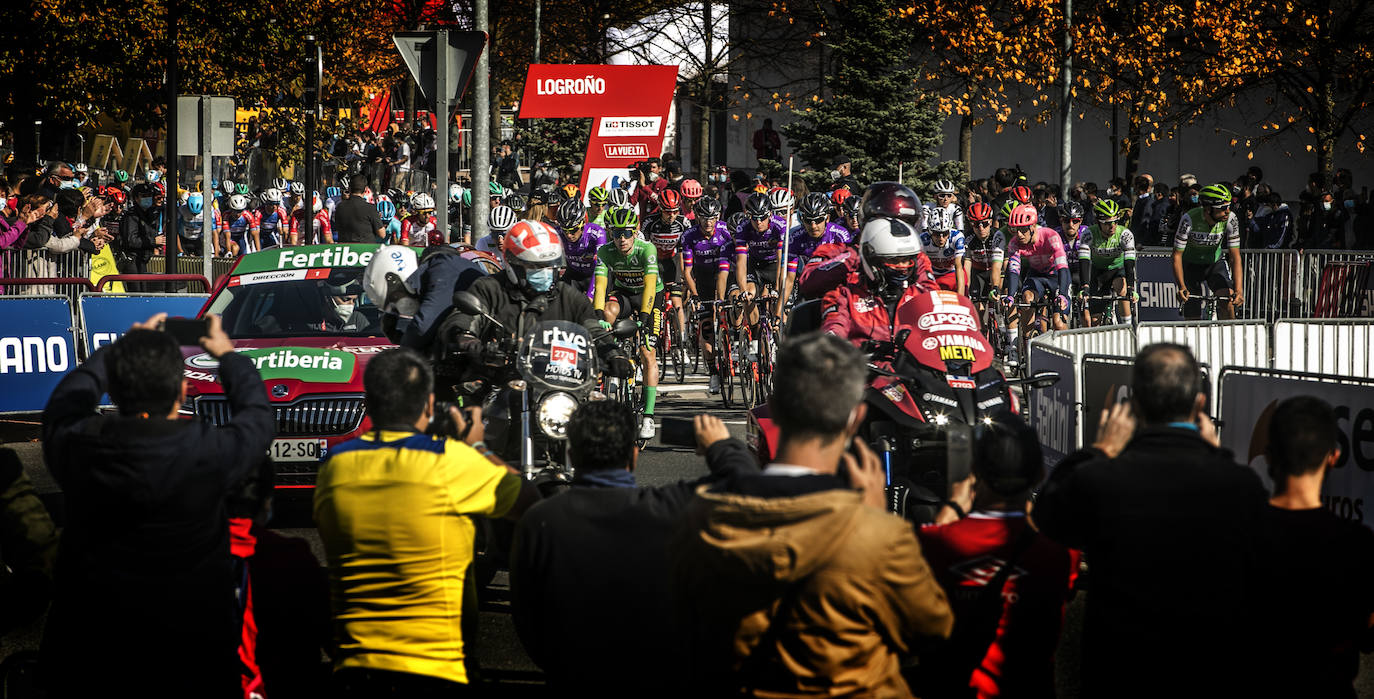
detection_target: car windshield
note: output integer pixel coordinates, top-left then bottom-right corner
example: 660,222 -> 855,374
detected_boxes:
206,268 -> 383,338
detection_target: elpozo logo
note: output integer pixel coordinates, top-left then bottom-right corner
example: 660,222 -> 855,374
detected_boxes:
597,116 -> 661,137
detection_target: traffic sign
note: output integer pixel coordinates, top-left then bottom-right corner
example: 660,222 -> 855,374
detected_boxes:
393,31 -> 487,103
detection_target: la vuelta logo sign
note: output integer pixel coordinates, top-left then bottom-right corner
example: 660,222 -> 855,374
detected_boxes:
519,64 -> 679,198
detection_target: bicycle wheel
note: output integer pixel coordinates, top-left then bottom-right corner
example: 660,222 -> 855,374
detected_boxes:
735,324 -> 755,409
716,311 -> 736,408
755,323 -> 775,403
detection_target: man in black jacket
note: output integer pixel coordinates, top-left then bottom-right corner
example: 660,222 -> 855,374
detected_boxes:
509,403 -> 759,695
1032,342 -> 1268,698
40,313 -> 274,698
117,182 -> 166,289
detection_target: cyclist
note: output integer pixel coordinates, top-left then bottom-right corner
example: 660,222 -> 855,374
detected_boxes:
642,189 -> 690,349
681,197 -> 733,394
931,180 -> 965,231
1003,204 -> 1071,365
921,203 -> 967,294
1077,199 -> 1138,327
839,193 -> 862,237
256,188 -> 288,248
556,198 -> 608,299
221,193 -> 257,256
1053,201 -> 1089,284
732,192 -> 790,327
594,207 -> 663,440
475,205 -> 516,257
290,192 -> 332,246
962,201 -> 1005,328
780,192 -> 851,305
401,193 -> 439,247
768,187 -> 796,230
1172,183 -> 1244,320
820,217 -> 931,347
324,185 -> 343,224
112,169 -> 132,196
587,186 -> 611,226
678,179 -> 703,221
177,192 -> 218,257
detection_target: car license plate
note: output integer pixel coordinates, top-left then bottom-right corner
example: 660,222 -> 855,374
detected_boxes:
268,438 -> 327,463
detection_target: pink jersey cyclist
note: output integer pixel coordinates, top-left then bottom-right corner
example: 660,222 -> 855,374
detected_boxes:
1006,226 -> 1071,305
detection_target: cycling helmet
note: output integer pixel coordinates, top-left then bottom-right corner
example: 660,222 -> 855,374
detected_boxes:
1058,200 -> 1084,221
146,169 -> 161,183
449,183 -> 464,203
1009,204 -> 1038,228
363,245 -> 421,316
410,192 -> 435,212
744,192 -> 772,219
556,198 -> 585,230
831,188 -> 854,207
859,217 -> 923,294
261,187 -> 283,204
339,175 -> 350,190
999,199 -> 1017,221
290,181 -> 304,195
503,192 -> 528,212
104,186 -> 127,207
326,186 -> 341,199
1010,185 -> 1033,204
1093,198 -> 1124,222
558,183 -> 576,200
966,201 -> 994,223
227,194 -> 249,211
604,206 -> 639,231
550,187 -> 571,207
1199,183 -> 1232,207
726,212 -> 748,233
657,189 -> 682,214
860,181 -> 923,227
588,186 -> 610,205
502,220 -> 566,286
272,177 -> 288,190
377,200 -> 396,222
187,193 -> 204,215
608,189 -> 631,208
231,183 -> 247,195
926,204 -> 957,233
797,192 -> 831,222
221,179 -> 236,195
489,205 -> 518,232
932,179 -> 957,195
491,181 -> 507,197
767,187 -> 795,212
114,169 -> 130,183
841,193 -> 862,220
694,197 -> 722,219
73,162 -> 88,173
679,179 -> 703,199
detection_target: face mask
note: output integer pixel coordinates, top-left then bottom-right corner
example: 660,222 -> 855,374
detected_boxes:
647,173 -> 660,183
830,169 -> 841,181
1190,195 -> 1199,204
1323,201 -> 1332,211
138,197 -> 155,209
526,267 -> 555,292
59,179 -> 78,190
332,302 -> 354,321
1345,199 -> 1356,209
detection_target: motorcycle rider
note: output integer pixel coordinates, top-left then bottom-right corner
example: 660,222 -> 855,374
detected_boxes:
820,217 -> 936,347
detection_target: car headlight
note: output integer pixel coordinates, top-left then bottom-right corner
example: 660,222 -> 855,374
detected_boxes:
535,392 -> 579,439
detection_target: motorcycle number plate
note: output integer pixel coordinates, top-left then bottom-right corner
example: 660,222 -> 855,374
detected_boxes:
268,438 -> 328,463
945,376 -> 977,390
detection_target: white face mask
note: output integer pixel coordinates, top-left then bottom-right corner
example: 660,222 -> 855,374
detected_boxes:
648,172 -> 660,183
332,302 -> 354,321
1322,201 -> 1333,211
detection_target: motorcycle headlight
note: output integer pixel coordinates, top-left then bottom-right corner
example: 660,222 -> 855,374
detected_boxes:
535,392 -> 579,439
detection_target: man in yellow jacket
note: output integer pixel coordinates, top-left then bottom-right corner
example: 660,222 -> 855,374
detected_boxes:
674,332 -> 954,697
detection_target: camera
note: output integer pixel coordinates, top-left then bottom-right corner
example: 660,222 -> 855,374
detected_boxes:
427,401 -> 467,439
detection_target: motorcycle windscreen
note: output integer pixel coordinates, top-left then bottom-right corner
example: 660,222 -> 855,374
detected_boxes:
893,289 -> 994,375
520,320 -> 597,393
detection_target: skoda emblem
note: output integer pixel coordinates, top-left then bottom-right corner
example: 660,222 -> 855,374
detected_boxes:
271,384 -> 289,398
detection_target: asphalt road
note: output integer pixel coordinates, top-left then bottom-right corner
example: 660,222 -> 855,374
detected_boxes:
5,372 -> 1374,697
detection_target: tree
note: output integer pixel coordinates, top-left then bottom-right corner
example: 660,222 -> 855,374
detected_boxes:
514,117 -> 590,173
782,0 -> 961,196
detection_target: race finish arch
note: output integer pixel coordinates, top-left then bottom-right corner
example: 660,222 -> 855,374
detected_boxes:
517,64 -> 679,198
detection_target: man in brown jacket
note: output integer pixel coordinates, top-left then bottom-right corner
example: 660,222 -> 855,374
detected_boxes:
674,332 -> 953,697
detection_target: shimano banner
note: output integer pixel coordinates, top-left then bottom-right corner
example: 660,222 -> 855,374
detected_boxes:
1028,344 -> 1077,468
0,296 -> 78,413
79,294 -> 209,355
1135,255 -> 1182,321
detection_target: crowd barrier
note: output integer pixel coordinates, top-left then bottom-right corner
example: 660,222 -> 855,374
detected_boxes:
1026,317 -> 1374,472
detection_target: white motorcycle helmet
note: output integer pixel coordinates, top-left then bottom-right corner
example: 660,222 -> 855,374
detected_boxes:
859,217 -> 923,293
363,244 -> 421,316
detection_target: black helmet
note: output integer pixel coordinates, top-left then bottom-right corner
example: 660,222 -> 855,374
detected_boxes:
797,192 -> 831,222
727,212 -> 749,233
841,193 -> 862,219
502,192 -> 528,212
744,192 -> 772,219
860,181 -> 923,227
1058,200 -> 1084,221
694,196 -> 722,219
556,198 -> 585,230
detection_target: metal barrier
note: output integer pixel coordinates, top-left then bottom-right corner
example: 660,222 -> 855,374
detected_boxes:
1134,248 -> 1372,320
0,248 -> 92,296
1025,337 -> 1078,467
1271,318 -> 1374,376
146,255 -> 237,283
1134,320 -> 1270,399
96,274 -> 212,293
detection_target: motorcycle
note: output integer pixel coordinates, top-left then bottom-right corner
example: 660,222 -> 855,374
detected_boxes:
748,288 -> 1059,523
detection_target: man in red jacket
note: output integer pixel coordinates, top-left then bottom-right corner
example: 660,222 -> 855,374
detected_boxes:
820,217 -> 935,346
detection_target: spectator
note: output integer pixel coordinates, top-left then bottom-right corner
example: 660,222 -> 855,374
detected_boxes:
673,332 -> 953,697
41,313 -> 273,698
832,154 -> 859,193
1033,342 -> 1268,696
915,413 -> 1079,699
1301,189 -> 1349,249
331,177 -> 384,243
19,190 -> 109,295
495,141 -> 522,190
1129,174 -> 1155,237
313,348 -> 538,696
1258,396 -> 1374,698
1251,188 -> 1293,249
0,448 -> 58,637
116,182 -> 166,287
510,404 -> 760,694
0,194 -> 53,293
753,117 -> 782,163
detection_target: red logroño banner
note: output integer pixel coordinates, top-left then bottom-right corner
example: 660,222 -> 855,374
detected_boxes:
518,64 -> 679,197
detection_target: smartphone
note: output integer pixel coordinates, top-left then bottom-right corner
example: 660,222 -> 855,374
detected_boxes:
659,417 -> 696,448
162,317 -> 210,346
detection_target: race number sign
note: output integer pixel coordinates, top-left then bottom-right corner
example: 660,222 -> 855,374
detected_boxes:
518,64 -> 679,198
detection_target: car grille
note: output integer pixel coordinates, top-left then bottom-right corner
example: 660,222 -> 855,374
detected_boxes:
195,395 -> 367,437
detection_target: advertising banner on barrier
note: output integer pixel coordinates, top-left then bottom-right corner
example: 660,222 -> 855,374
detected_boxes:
518,64 -> 679,198
1028,345 -> 1076,468
79,295 -> 209,354
1220,371 -> 1374,530
1081,357 -> 1133,444
1135,255 -> 1182,321
0,296 -> 78,413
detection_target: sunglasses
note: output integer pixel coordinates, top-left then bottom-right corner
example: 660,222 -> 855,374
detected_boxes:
1011,225 -> 1035,236
1068,218 -> 1083,223
749,215 -> 771,222
611,229 -> 637,239
971,220 -> 992,227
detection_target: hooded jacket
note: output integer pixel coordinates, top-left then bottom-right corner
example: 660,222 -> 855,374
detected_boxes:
674,480 -> 954,697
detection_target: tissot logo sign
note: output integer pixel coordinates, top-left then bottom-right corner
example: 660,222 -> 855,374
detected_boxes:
597,117 -> 661,137
603,143 -> 649,159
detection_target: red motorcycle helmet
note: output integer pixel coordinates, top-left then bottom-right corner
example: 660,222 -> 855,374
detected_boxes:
859,181 -> 923,227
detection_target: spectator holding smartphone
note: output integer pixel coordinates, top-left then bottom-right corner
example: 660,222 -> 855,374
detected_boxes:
673,332 -> 953,697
